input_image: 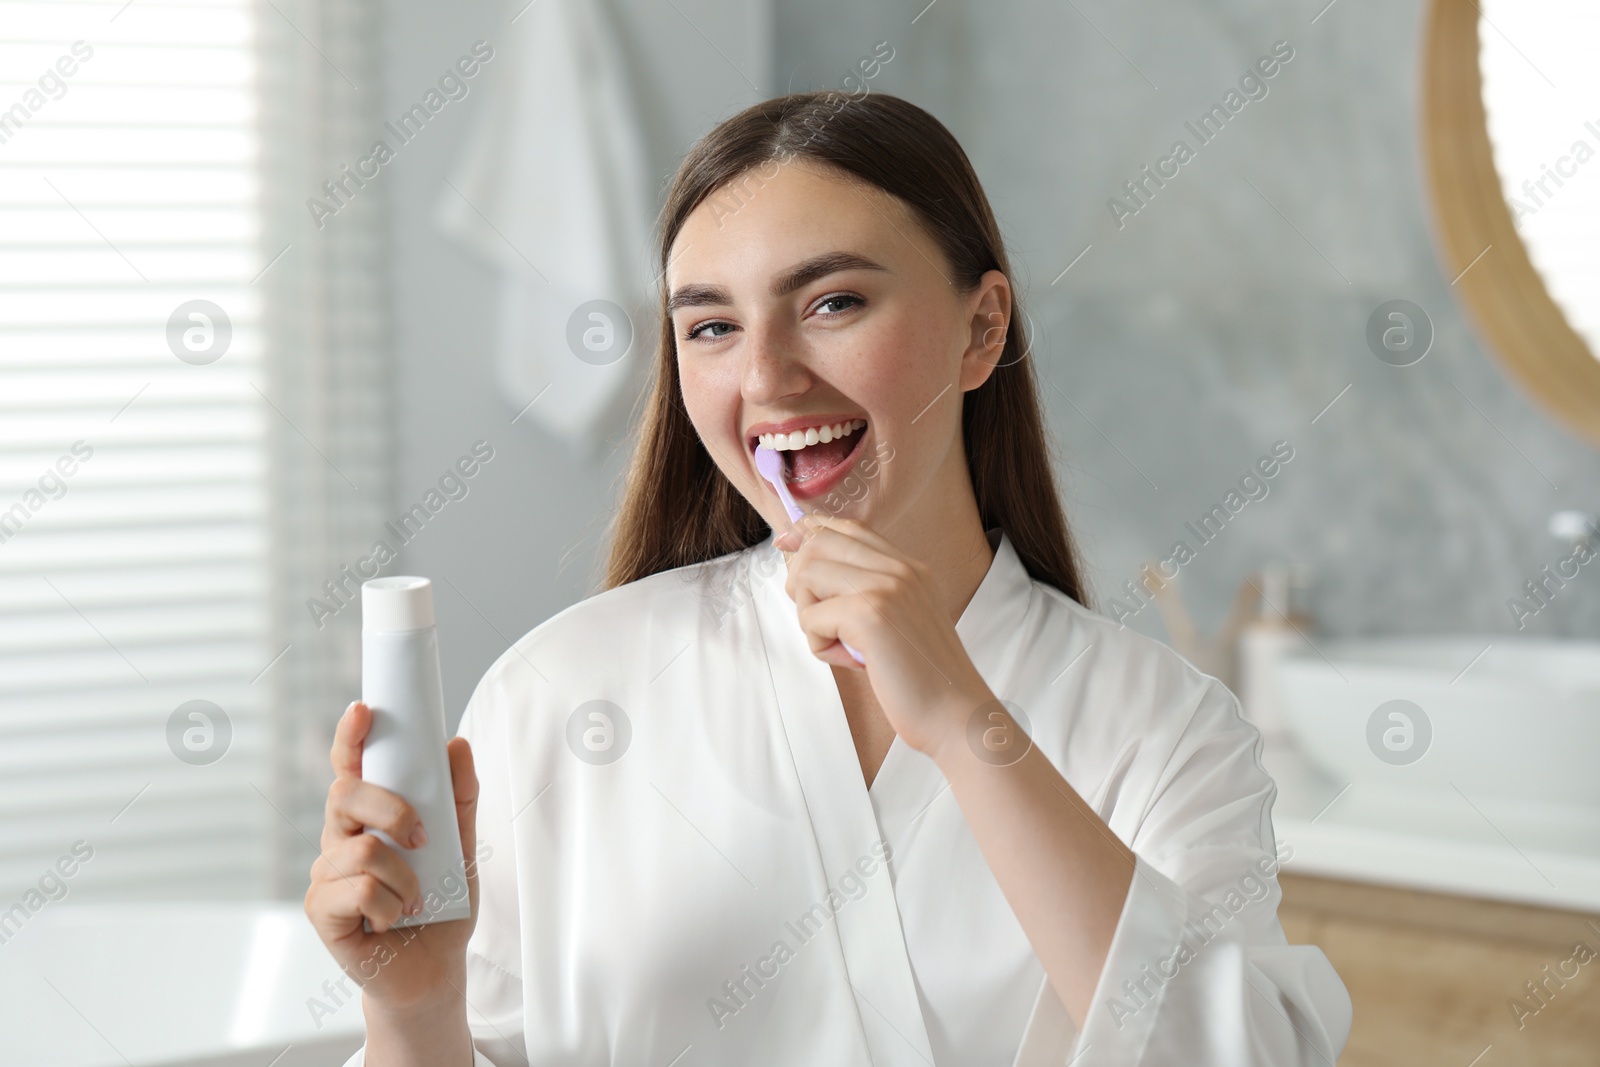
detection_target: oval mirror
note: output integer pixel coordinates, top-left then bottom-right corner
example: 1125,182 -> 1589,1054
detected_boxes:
1423,0 -> 1600,447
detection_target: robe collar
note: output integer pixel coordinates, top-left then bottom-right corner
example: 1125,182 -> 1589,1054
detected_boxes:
743,525 -> 1035,1066
746,524 -> 1036,811
747,525 -> 1035,683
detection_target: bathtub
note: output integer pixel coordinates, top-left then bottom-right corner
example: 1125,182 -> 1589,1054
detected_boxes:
0,902 -> 364,1066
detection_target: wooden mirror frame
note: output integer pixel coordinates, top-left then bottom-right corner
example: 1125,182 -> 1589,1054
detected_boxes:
1421,0 -> 1600,448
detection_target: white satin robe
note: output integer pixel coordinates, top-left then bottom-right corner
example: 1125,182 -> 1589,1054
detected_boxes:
340,529 -> 1351,1066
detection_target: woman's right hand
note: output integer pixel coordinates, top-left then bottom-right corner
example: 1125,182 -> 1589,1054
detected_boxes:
303,700 -> 481,1018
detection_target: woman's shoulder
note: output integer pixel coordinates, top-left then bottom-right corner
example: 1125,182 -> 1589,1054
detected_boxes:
1025,578 -> 1246,739
1021,581 -> 1269,834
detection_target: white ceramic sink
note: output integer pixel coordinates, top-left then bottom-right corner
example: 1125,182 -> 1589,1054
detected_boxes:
1276,636 -> 1600,809
1266,635 -> 1600,912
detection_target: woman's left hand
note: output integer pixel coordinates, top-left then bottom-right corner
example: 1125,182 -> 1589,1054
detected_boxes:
776,514 -> 994,756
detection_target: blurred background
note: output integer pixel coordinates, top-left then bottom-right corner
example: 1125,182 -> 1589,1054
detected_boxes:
4,0 -> 1600,1063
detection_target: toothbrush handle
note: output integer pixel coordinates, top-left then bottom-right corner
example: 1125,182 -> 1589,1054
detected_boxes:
785,504 -> 866,665
767,465 -> 865,665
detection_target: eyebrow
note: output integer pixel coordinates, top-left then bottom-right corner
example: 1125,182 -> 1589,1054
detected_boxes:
665,251 -> 889,314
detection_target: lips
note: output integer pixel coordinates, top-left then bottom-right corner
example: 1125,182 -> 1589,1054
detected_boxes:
746,415 -> 871,502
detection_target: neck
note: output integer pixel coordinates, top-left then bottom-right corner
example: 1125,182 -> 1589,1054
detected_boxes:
874,450 -> 995,625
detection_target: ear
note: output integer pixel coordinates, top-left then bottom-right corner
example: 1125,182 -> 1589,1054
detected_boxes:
958,269 -> 1012,394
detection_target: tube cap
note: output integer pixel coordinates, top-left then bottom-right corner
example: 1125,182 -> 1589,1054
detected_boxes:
362,576 -> 435,632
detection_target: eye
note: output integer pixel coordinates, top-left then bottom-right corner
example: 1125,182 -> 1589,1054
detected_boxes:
685,320 -> 734,342
814,293 -> 863,317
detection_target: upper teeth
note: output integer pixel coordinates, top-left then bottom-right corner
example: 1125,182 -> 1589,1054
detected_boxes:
758,419 -> 866,452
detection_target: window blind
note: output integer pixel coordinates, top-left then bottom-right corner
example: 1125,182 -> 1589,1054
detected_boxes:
0,0 -> 389,905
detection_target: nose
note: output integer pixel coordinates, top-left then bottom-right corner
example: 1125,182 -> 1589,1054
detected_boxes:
740,315 -> 813,409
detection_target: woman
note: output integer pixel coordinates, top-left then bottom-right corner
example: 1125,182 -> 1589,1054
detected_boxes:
306,91 -> 1351,1066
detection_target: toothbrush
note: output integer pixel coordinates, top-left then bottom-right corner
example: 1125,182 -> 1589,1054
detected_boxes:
754,444 -> 866,666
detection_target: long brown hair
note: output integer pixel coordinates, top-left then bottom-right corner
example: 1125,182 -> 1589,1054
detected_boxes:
602,90 -> 1090,607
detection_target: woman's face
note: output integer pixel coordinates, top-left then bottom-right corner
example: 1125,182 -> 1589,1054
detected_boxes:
666,159 -> 1010,543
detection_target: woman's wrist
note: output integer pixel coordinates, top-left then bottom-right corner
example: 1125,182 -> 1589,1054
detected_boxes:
362,980 -> 472,1067
920,683 -> 1000,768
925,686 -> 1033,777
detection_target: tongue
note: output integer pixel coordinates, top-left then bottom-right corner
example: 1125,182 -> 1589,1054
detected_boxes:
788,435 -> 856,483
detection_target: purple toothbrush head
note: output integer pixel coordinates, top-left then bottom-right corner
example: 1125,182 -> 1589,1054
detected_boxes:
754,444 -> 803,523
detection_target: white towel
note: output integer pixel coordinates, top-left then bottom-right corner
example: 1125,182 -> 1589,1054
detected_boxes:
435,0 -> 657,458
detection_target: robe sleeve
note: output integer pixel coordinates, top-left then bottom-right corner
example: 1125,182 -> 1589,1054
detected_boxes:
336,670 -> 528,1067
1071,676 -> 1352,1066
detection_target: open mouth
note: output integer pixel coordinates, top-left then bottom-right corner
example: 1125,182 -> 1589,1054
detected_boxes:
750,418 -> 869,499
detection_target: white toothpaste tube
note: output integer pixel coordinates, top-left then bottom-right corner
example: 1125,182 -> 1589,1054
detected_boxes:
360,576 -> 471,928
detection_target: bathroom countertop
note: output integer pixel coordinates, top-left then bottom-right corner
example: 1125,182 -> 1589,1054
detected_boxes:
1261,736 -> 1600,914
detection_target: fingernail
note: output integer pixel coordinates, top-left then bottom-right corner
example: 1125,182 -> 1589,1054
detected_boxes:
409,823 -> 427,848
408,896 -> 423,915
